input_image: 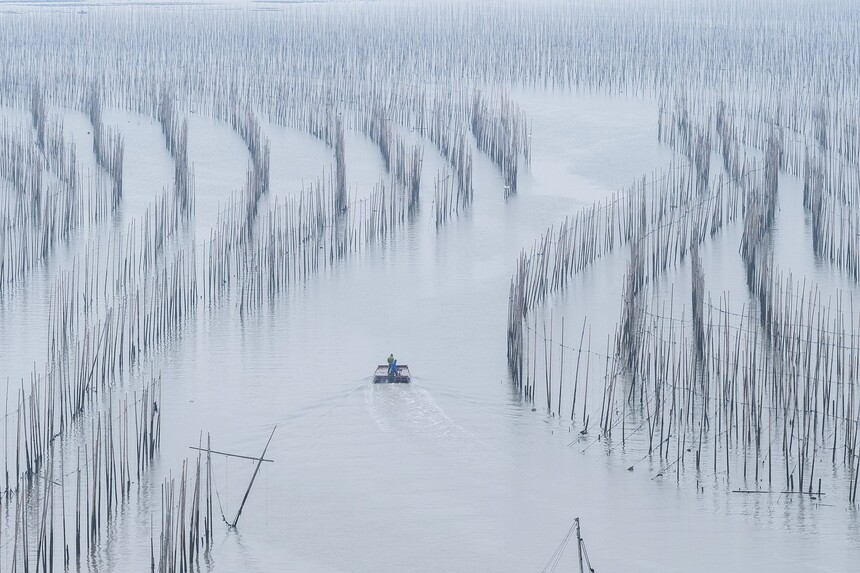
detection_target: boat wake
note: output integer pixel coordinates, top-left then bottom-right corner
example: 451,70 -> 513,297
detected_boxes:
363,382 -> 480,453
278,380 -> 369,429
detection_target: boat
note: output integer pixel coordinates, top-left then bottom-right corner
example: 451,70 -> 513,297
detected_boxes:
373,364 -> 411,383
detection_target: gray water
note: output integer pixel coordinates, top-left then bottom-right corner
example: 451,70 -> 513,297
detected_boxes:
1,3 -> 860,572
2,89 -> 856,571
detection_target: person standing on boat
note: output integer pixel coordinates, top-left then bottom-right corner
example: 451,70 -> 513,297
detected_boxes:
387,353 -> 396,374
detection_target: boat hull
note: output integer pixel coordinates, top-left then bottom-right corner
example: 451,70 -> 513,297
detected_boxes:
373,364 -> 411,383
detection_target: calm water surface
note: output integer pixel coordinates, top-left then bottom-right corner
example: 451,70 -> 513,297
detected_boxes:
1,86 -> 858,572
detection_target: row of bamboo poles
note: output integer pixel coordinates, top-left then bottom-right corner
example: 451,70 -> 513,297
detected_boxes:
157,87 -> 193,215
87,85 -> 124,210
153,439 -> 215,573
1,2 -> 856,117
2,377 -> 162,572
1,91 -> 113,290
803,150 -> 860,278
0,2 -> 857,567
207,161 -> 422,313
509,85 -> 860,505
470,90 -> 530,198
2,74 -> 202,568
360,105 -> 425,214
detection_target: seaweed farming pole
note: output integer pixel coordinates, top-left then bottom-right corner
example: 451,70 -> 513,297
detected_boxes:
335,117 -> 346,213
570,318 -> 587,420
557,316 -> 565,417
206,434 -> 213,550
540,517 -> 596,573
227,426 -> 277,528
576,518 -> 585,573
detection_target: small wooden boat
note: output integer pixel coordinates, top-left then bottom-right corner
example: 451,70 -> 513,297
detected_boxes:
373,364 -> 411,383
